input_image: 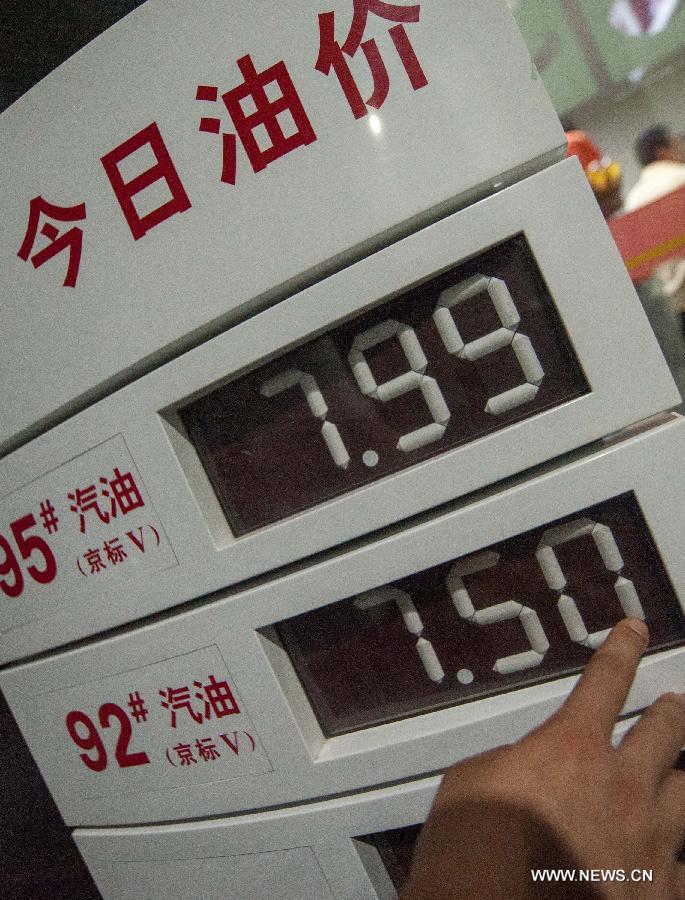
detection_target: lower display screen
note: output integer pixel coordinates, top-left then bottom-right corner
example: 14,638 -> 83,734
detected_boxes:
276,494 -> 684,736
359,825 -> 421,892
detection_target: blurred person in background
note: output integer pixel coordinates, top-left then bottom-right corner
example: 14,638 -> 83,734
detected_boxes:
626,125 -> 685,209
625,126 -> 685,339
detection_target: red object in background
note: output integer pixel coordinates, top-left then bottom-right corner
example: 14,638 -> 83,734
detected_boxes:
565,130 -> 602,172
609,184 -> 685,282
631,0 -> 654,29
609,0 -> 682,35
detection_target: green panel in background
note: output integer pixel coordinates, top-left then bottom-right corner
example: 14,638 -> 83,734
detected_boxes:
580,0 -> 685,83
514,0 -> 598,114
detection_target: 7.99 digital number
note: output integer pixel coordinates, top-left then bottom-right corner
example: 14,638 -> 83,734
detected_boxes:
181,236 -> 589,535
261,275 -> 544,469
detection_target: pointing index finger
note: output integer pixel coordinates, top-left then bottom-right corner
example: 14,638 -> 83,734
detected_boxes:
557,619 -> 649,741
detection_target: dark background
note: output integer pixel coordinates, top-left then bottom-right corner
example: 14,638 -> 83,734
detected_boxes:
1,6 -> 150,897
0,0 -> 146,112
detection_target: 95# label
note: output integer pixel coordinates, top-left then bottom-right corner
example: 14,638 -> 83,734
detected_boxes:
0,435 -> 177,624
30,646 -> 272,800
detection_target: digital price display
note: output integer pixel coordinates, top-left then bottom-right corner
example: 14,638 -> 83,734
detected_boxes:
180,236 -> 588,535
277,493 -> 684,736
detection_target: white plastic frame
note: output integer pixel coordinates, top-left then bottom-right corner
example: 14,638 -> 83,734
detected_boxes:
74,777 -> 440,900
74,714 -> 641,900
0,0 -> 565,453
0,160 -> 678,663
0,159 -> 678,661
2,415 -> 684,826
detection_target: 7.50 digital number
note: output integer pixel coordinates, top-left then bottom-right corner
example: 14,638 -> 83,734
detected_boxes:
355,517 -> 644,681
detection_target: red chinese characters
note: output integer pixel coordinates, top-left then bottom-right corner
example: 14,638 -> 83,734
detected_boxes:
316,0 -> 427,119
172,743 -> 197,766
68,467 -> 145,535
103,537 -> 127,565
19,124 -> 191,285
159,685 -> 203,727
62,671 -> 257,777
17,196 -> 87,287
101,122 -> 191,240
159,674 -> 240,728
76,525 -> 161,577
196,55 -> 316,184
18,1 -> 428,286
165,732 -> 255,767
195,737 -> 221,761
83,547 -> 107,574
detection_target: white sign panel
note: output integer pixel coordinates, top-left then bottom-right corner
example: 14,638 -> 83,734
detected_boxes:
0,160 -> 678,662
27,646 -> 271,801
79,850 -> 335,900
75,778 -> 439,900
2,415 -> 684,826
0,435 -> 176,609
0,0 -> 564,452
74,743 -> 641,900
84,850 -> 336,900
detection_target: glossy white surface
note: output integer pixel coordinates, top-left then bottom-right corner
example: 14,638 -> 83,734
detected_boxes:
0,0 -> 563,453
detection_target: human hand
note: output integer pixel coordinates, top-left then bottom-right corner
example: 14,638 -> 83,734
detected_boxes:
401,619 -> 685,899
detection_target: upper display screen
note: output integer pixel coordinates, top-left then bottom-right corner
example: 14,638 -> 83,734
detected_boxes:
276,494 -> 684,736
180,237 -> 588,535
